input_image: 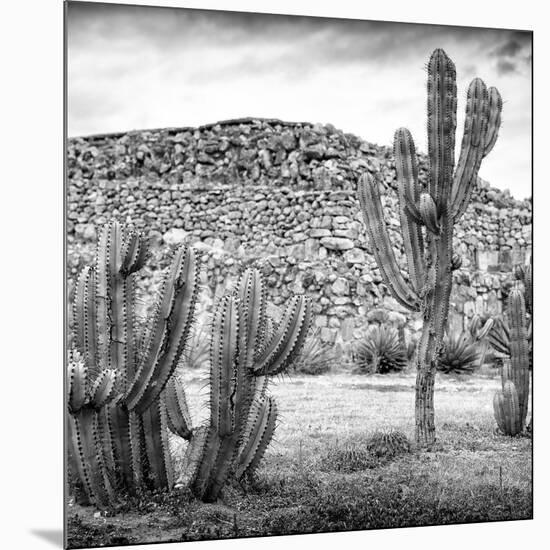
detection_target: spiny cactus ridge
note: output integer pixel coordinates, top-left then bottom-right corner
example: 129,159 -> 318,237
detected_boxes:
357,49 -> 502,445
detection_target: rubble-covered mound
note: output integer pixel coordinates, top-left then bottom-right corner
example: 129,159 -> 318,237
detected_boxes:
67,118 -> 532,343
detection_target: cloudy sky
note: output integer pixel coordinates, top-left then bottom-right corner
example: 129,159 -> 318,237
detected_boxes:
66,2 -> 532,198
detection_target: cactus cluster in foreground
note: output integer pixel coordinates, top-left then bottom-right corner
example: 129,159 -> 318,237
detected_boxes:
357,48 -> 502,445
68,221 -> 200,507
67,222 -> 312,507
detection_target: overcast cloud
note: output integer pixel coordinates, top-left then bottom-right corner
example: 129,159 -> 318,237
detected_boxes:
67,2 -> 532,198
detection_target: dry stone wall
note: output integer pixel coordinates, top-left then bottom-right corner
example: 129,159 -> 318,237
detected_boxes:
67,118 -> 532,344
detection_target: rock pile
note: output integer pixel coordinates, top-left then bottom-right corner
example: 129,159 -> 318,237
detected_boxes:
67,118 -> 532,344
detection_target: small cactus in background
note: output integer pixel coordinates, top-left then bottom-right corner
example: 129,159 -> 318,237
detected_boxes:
492,284 -> 531,436
354,325 -> 408,374
437,332 -> 479,375
488,262 -> 532,368
357,48 -> 502,446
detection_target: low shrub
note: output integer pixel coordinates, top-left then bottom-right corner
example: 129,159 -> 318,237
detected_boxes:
354,326 -> 408,374
365,429 -> 411,458
289,328 -> 336,375
437,332 -> 479,374
318,442 -> 378,473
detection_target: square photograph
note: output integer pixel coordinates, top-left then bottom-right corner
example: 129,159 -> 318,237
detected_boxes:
65,2 -> 533,548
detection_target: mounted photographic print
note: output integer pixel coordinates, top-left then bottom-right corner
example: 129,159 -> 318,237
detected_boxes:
65,1 -> 533,548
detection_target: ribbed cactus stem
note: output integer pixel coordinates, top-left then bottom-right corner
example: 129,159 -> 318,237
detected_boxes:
235,395 -> 278,479
126,244 -> 199,413
507,287 -> 530,427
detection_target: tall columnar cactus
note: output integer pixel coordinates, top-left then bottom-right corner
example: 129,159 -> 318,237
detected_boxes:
68,220 -> 200,501
493,286 -> 530,435
175,268 -> 312,502
357,49 -> 502,446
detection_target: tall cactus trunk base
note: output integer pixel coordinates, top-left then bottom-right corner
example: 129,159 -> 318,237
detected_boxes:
415,367 -> 436,447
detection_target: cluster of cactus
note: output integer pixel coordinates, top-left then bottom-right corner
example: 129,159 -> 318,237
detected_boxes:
354,325 -> 408,374
489,264 -> 532,436
175,268 -> 311,501
67,221 -> 200,507
67,222 -> 312,507
357,48 -> 502,445
436,331 -> 480,375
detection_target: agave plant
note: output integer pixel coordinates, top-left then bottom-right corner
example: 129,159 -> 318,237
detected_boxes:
437,332 -> 479,375
354,326 -> 408,374
289,327 -> 336,375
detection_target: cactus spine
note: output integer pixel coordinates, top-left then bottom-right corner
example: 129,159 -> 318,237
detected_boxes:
176,268 -> 312,502
357,49 -> 502,446
68,221 -> 200,504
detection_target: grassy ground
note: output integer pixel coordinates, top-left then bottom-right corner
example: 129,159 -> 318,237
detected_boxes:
66,368 -> 532,548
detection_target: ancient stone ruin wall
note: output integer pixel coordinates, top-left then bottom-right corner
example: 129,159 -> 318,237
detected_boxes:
67,118 -> 532,343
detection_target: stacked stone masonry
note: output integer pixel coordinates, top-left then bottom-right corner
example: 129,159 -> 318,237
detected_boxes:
67,118 -> 532,344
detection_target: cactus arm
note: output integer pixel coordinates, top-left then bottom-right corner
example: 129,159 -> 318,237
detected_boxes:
189,426 -> 221,499
175,425 -> 210,490
141,398 -> 173,489
451,79 -> 493,221
358,172 -> 420,311
235,395 -> 278,479
209,294 -> 239,437
418,193 -> 440,234
68,355 -> 88,414
237,269 -> 267,365
427,48 -> 457,209
516,263 -> 532,315
95,407 -> 116,485
503,381 -> 522,436
93,221 -> 142,390
69,409 -> 113,508
254,295 -> 312,376
89,369 -> 118,410
126,245 -> 199,413
104,400 -> 143,490
164,377 -> 193,440
483,87 -> 503,157
394,128 -> 425,293
120,230 -> 149,276
73,267 -> 98,373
